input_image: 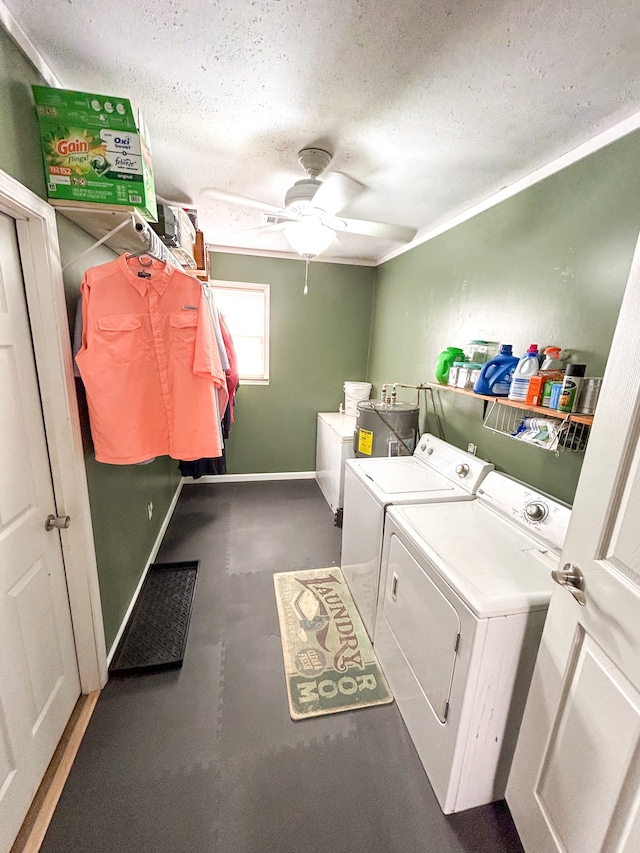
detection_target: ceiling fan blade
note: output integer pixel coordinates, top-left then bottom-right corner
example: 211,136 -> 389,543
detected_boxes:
200,188 -> 286,215
312,172 -> 365,215
232,221 -> 290,236
340,218 -> 417,243
156,194 -> 194,207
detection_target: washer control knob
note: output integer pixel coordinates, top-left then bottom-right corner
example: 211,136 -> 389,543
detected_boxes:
427,447 -> 434,455
525,502 -> 547,521
455,463 -> 470,478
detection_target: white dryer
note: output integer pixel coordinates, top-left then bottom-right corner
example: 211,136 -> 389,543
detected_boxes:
341,434 -> 494,640
374,471 -> 571,814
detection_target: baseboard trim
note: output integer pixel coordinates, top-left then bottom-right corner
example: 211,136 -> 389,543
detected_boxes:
106,478 -> 184,665
182,471 -> 316,483
10,690 -> 100,853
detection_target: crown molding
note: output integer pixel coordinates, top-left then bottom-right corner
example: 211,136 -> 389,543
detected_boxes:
0,1 -> 60,87
378,110 -> 640,266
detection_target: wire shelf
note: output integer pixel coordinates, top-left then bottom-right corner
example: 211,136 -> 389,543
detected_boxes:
483,400 -> 590,453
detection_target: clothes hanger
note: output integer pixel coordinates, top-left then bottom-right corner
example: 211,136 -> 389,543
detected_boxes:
125,247 -> 166,267
124,244 -> 168,278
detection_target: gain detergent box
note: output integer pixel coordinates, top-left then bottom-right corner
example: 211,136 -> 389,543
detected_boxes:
32,85 -> 157,220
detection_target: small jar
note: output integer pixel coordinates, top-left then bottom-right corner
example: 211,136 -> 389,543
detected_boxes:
464,340 -> 500,365
448,360 -> 466,387
469,363 -> 483,388
456,362 -> 483,390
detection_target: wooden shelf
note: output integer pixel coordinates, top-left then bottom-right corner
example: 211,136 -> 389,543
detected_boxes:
425,382 -> 594,426
193,230 -> 210,281
425,383 -> 495,404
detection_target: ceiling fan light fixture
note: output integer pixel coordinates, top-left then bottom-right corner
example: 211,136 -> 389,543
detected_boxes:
283,216 -> 335,257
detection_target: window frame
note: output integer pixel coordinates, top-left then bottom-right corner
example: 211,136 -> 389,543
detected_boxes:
208,279 -> 270,385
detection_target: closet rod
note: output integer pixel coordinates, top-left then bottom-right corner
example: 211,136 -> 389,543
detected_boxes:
132,220 -> 177,265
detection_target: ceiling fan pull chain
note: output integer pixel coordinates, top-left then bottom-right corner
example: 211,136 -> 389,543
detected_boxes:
303,256 -> 310,295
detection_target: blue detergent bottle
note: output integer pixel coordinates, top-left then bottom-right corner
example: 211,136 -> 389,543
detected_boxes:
473,344 -> 519,396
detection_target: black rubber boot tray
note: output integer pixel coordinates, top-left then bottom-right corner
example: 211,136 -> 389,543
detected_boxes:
109,560 -> 199,675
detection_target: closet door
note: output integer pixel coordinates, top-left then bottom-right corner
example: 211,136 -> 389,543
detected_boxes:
0,211 -> 80,851
506,228 -> 640,853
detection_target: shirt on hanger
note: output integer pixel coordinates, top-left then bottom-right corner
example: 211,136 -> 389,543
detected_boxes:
203,286 -> 230,372
177,305 -> 239,478
76,255 -> 227,464
200,284 -> 229,442
218,312 -> 239,423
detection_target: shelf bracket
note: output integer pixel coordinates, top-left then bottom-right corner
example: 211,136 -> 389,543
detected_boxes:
424,386 -> 445,440
62,215 -> 135,271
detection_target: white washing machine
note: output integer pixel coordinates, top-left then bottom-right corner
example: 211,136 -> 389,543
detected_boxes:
341,434 -> 494,640
374,471 -> 571,814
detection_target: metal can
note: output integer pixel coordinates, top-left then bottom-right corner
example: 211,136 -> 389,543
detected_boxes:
576,377 -> 602,415
549,382 -> 563,409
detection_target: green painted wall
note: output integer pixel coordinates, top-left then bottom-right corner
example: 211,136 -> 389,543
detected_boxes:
209,253 -> 375,473
369,133 -> 640,504
0,25 -> 46,195
0,27 -> 181,651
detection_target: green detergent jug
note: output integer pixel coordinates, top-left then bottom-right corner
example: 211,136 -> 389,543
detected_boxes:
435,347 -> 465,384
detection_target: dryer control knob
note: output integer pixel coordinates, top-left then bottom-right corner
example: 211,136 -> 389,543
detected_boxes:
525,502 -> 547,521
455,463 -> 470,478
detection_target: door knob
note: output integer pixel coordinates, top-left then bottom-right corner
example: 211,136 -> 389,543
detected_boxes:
45,514 -> 71,531
552,562 -> 586,606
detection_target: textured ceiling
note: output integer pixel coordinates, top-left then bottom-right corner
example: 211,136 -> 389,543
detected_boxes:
7,0 -> 640,262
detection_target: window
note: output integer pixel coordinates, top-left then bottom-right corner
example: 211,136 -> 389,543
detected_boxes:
209,281 -> 270,384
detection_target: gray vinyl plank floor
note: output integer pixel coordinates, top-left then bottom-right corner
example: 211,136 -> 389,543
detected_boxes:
41,479 -> 524,853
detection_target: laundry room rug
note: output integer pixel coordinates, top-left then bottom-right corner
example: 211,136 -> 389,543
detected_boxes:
273,567 -> 393,720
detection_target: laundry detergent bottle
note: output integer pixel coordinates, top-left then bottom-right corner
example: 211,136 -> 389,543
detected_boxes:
473,344 -> 519,396
508,344 -> 540,401
435,347 -> 465,384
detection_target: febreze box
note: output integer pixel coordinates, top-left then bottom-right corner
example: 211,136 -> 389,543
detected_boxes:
32,85 -> 157,220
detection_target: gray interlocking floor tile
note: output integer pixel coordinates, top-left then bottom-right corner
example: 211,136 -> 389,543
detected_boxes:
41,479 -> 522,853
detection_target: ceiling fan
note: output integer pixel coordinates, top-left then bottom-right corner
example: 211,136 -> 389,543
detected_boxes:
202,148 -> 417,258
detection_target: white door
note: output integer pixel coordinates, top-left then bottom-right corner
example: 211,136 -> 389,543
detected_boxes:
0,211 -> 80,852
506,229 -> 640,853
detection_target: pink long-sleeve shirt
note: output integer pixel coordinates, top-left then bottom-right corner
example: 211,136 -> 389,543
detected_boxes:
76,255 -> 227,464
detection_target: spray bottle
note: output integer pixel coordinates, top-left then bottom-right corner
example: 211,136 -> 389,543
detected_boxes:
557,364 -> 587,413
540,346 -> 563,369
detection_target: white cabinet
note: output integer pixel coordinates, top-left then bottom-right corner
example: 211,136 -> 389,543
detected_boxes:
315,413 -> 356,517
